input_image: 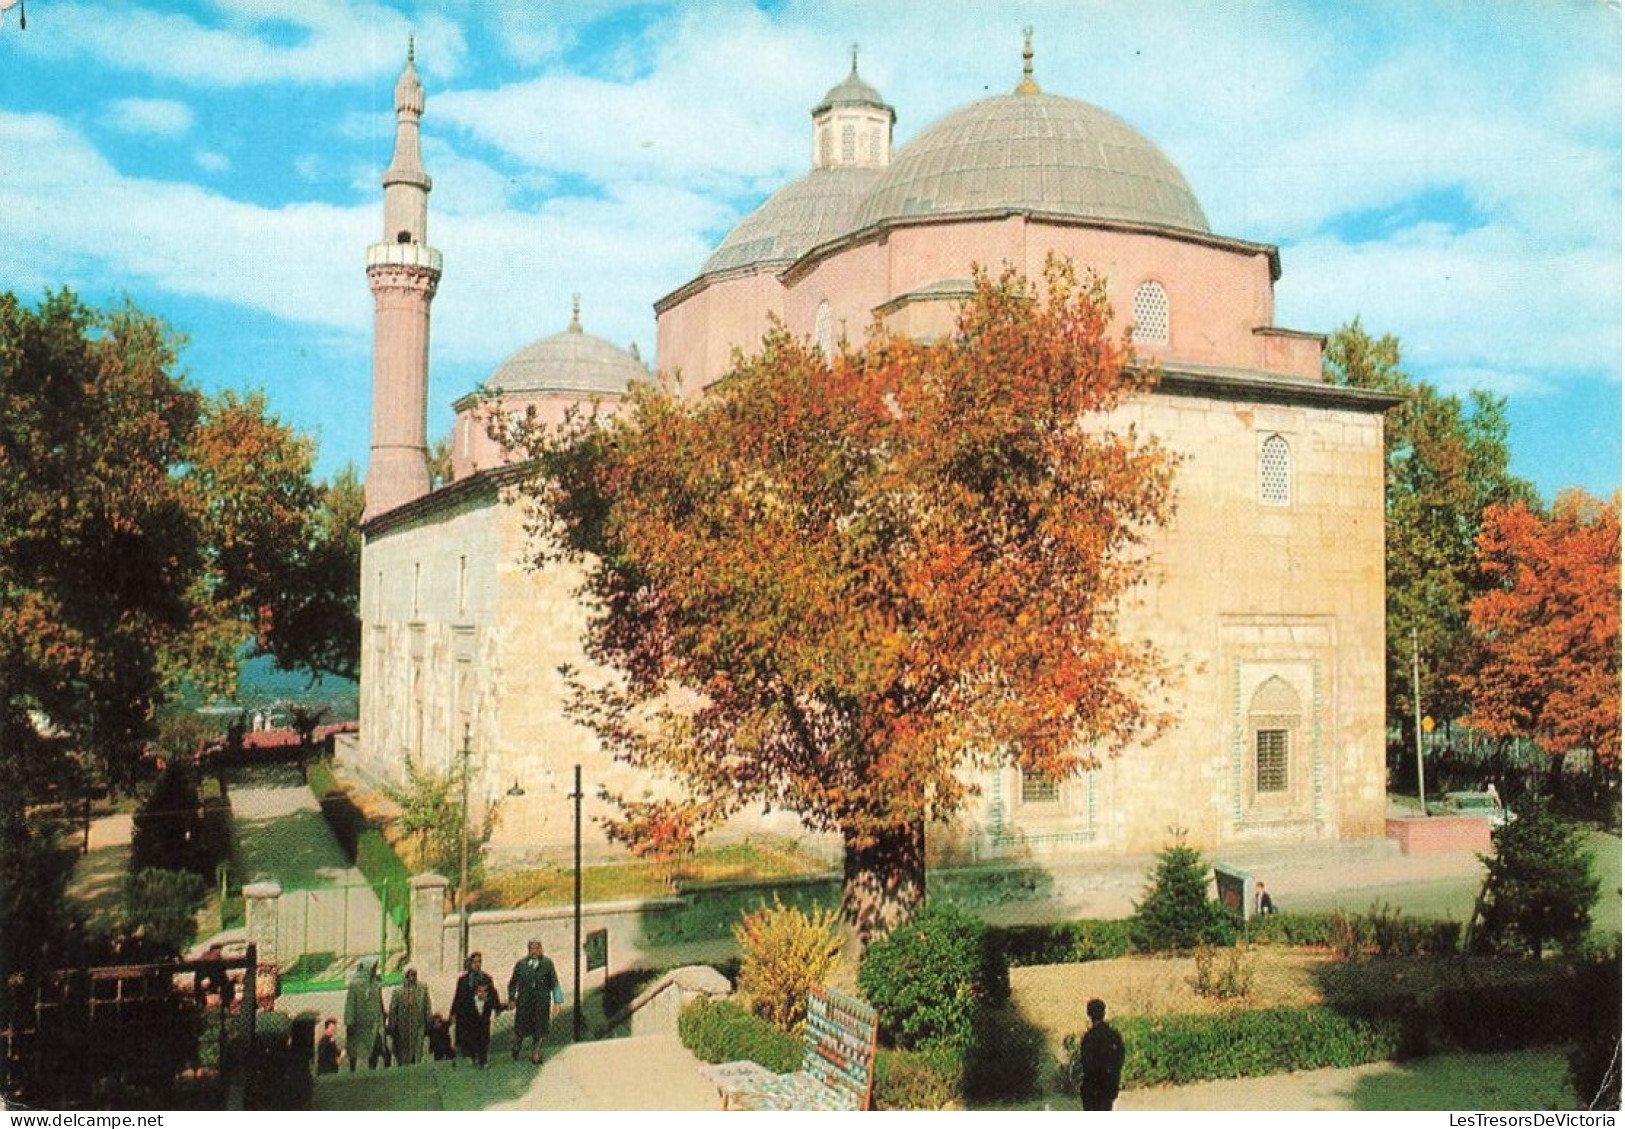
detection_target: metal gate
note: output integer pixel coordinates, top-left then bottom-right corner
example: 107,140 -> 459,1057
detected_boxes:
277,881 -> 408,990
2,948 -> 264,1109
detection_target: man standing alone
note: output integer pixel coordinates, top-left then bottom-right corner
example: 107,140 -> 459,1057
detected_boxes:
508,940 -> 562,1063
1077,997 -> 1126,1110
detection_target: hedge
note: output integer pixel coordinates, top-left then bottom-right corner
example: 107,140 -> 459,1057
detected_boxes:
990,919 -> 1136,967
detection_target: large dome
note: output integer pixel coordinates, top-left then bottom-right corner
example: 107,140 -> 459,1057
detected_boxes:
850,91 -> 1209,234
485,320 -> 647,397
703,166 -> 882,274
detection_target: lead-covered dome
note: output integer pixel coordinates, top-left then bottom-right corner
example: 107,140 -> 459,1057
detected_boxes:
703,166 -> 882,273
485,314 -> 647,397
850,90 -> 1209,234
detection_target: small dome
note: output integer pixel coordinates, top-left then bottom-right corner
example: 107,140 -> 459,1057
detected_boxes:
485,316 -> 647,397
703,166 -> 882,273
813,62 -> 892,118
850,91 -> 1209,234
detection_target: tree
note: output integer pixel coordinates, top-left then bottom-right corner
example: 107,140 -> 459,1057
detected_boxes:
1470,799 -> 1599,959
513,260 -> 1176,944
261,464 -> 364,682
0,290 -> 347,988
1324,321 -> 1535,737
1458,490 -> 1621,776
1129,832 -> 1234,953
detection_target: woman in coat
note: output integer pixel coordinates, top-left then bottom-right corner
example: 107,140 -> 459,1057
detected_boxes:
450,951 -> 498,1068
343,956 -> 387,1071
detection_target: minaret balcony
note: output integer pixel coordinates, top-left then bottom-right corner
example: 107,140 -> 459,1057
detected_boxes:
367,241 -> 442,273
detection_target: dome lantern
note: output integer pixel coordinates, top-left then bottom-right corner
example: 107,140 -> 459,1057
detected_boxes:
811,46 -> 895,172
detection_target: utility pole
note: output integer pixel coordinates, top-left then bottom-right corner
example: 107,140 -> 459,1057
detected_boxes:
571,764 -> 584,1042
1412,627 -> 1428,816
458,722 -> 472,966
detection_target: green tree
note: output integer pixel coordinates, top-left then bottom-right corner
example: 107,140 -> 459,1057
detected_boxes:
0,290 -> 349,985
262,464 -> 364,682
1130,833 -> 1234,952
1324,321 -> 1535,739
857,901 -> 1007,1051
1470,800 -> 1599,959
511,261 -> 1176,945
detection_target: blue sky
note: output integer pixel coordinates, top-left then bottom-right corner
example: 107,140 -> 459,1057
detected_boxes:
1,0 -> 1618,501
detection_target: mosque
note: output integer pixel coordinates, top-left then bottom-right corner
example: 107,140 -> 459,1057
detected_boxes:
345,37 -> 1399,866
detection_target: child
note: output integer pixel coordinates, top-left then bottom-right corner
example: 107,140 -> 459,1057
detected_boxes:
317,1018 -> 344,1075
427,1013 -> 455,1062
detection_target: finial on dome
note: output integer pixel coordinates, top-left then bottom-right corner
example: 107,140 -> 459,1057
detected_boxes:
850,43 -> 859,74
570,292 -> 582,332
407,32 -> 415,65
1015,26 -> 1040,95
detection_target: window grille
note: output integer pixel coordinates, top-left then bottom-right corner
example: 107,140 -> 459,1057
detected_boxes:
1256,729 -> 1289,793
841,124 -> 856,163
815,301 -> 834,357
1132,281 -> 1169,345
1260,434 -> 1291,506
1020,770 -> 1060,804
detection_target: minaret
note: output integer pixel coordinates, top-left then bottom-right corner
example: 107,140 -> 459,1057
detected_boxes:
364,37 -> 442,522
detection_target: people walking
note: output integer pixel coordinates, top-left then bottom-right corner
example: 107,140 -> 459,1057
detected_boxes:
508,940 -> 563,1063
451,951 -> 499,1068
1077,997 -> 1126,1111
343,956 -> 387,1072
388,966 -> 432,1066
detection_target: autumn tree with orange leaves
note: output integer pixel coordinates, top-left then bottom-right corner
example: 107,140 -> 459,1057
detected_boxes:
512,261 -> 1176,944
1459,490 -> 1621,784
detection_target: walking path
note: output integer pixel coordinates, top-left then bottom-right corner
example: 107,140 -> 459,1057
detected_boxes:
228,762 -> 364,889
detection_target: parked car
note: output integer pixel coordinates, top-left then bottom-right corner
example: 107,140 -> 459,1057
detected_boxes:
1441,790 -> 1513,826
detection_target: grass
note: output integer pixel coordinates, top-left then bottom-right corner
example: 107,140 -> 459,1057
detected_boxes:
477,840 -> 833,910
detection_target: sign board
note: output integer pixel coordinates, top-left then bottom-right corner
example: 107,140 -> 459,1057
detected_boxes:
583,928 -> 608,972
1212,863 -> 1252,922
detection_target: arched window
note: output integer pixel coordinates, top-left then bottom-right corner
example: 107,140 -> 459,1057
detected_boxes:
1132,281 -> 1169,346
814,300 -> 834,358
1259,434 -> 1291,507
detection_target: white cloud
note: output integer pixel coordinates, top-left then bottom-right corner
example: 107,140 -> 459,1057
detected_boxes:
35,1 -> 466,86
103,97 -> 194,137
195,149 -> 230,173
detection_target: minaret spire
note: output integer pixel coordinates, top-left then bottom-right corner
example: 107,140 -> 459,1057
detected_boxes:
1015,26 -> 1040,95
364,40 -> 443,522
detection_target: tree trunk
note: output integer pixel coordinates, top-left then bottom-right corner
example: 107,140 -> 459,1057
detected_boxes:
839,820 -> 926,951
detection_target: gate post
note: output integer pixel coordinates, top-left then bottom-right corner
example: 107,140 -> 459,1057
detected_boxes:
409,873 -> 450,972
244,881 -> 282,967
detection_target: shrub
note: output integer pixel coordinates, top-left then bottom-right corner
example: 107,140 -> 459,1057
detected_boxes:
858,901 -> 1008,1051
131,764 -> 208,877
121,867 -> 208,957
1245,911 -> 1344,947
1058,1005 -> 1400,1091
873,1044 -> 961,1110
1330,908 -> 1371,961
733,896 -> 843,1031
1130,832 -> 1235,953
678,996 -> 803,1072
1472,799 -> 1600,959
1568,944 -> 1622,1109
992,919 -> 1136,967
1365,902 -> 1460,957
1190,943 -> 1255,1000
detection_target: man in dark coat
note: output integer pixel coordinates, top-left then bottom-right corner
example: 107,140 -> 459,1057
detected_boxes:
508,940 -> 562,1063
388,966 -> 431,1065
451,951 -> 499,1068
1077,997 -> 1126,1111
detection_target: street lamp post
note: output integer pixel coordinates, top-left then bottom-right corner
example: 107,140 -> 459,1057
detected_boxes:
570,764 -> 583,1042
458,723 -> 472,967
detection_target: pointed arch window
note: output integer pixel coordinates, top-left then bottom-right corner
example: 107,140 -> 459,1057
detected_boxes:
1259,434 -> 1291,507
1132,281 -> 1169,346
815,300 -> 834,358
